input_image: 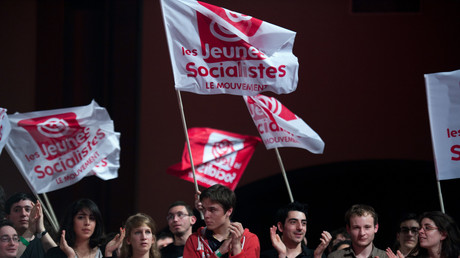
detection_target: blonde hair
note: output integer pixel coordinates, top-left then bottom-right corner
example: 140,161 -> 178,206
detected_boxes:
120,213 -> 160,258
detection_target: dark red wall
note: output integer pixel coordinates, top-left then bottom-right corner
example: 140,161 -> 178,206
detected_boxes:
1,0 -> 460,251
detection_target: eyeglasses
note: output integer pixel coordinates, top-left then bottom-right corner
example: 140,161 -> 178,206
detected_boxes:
400,227 -> 420,234
420,225 -> 438,232
166,212 -> 190,221
0,236 -> 19,243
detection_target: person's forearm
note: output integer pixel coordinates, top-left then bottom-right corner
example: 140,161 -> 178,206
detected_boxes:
42,234 -> 58,251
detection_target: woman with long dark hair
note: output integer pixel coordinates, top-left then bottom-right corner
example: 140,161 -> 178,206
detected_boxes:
46,199 -> 124,258
387,211 -> 460,258
415,211 -> 460,258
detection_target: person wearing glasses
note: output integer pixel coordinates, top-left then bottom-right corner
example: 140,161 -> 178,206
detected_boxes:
415,211 -> 460,258
261,201 -> 331,258
387,213 -> 420,257
161,201 -> 197,258
387,211 -> 460,258
328,204 -> 387,258
185,184 -> 260,257
0,220 -> 19,258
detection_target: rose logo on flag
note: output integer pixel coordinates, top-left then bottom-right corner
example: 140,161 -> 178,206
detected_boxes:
161,0 -> 299,95
209,21 -> 240,42
211,139 -> 236,171
37,118 -> 70,138
206,134 -> 241,172
256,95 -> 297,121
167,127 -> 261,190
199,1 -> 262,38
18,113 -> 89,160
244,95 -> 325,154
6,100 -> 121,194
197,11 -> 266,63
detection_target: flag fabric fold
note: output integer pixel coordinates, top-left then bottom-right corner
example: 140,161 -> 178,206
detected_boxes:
244,94 -> 325,154
161,0 -> 298,96
0,108 -> 11,155
167,127 -> 261,190
425,69 -> 460,180
6,100 -> 121,193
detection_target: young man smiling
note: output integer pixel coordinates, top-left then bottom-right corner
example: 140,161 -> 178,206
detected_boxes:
184,184 -> 260,257
261,202 -> 331,258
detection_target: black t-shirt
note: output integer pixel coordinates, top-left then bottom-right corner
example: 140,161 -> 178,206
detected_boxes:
21,237 -> 45,258
161,243 -> 185,258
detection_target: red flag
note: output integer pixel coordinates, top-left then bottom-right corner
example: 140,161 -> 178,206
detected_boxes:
167,127 -> 261,190
244,94 -> 325,154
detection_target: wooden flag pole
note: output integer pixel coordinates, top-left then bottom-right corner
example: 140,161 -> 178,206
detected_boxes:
176,90 -> 204,219
34,194 -> 59,234
436,180 -> 446,213
274,147 -> 294,203
42,193 -> 60,231
176,90 -> 199,192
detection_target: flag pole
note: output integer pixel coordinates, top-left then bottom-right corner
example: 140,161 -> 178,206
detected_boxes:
176,90 -> 199,193
41,193 -> 60,231
176,90 -> 204,219
436,180 -> 445,213
34,194 -> 59,234
6,144 -> 60,233
274,147 -> 294,203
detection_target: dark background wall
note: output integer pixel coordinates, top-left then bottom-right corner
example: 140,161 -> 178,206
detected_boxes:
1,0 -> 460,252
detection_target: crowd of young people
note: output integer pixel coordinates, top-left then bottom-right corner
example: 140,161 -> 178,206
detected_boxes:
1,185 -> 459,258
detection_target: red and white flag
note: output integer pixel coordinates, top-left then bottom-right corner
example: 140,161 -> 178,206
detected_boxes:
244,94 -> 324,154
0,108 -> 11,155
6,101 -> 120,193
160,0 -> 298,96
425,69 -> 460,180
167,127 -> 261,190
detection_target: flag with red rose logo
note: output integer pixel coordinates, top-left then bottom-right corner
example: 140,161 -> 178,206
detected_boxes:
160,0 -> 298,96
0,108 -> 11,155
167,127 -> 261,190
244,94 -> 324,154
5,101 -> 120,193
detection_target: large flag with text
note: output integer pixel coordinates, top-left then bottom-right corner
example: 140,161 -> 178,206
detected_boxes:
244,94 -> 324,154
160,0 -> 298,96
425,69 -> 460,180
167,127 -> 261,190
6,101 -> 121,193
0,108 -> 11,155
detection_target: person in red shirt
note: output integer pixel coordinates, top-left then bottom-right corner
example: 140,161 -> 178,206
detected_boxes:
184,184 -> 260,257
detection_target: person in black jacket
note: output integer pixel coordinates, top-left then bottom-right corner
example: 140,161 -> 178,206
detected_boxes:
261,201 -> 331,258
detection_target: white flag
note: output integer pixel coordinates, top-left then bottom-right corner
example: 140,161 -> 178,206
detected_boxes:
161,0 -> 298,96
244,94 -> 324,154
0,108 -> 11,155
425,69 -> 460,180
6,101 -> 120,193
